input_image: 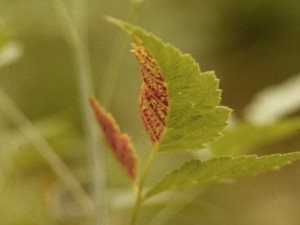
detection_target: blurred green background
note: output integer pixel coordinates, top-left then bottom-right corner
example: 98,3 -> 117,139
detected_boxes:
0,0 -> 300,224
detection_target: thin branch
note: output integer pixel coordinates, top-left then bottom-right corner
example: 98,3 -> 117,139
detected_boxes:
129,145 -> 158,225
50,0 -> 108,224
146,190 -> 204,225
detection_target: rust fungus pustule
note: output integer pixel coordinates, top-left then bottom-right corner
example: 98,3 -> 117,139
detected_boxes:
131,42 -> 169,143
89,95 -> 138,179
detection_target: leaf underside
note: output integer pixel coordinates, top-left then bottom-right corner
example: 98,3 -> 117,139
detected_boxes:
107,17 -> 231,152
145,152 -> 300,199
89,95 -> 138,180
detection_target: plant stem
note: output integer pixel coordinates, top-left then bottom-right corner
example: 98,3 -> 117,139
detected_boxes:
129,145 -> 158,225
0,87 -> 95,215
50,1 -> 108,224
146,190 -> 204,225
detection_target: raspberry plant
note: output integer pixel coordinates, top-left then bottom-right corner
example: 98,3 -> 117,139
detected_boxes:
89,18 -> 300,225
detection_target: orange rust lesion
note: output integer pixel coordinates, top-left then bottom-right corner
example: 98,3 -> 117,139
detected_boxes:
89,95 -> 138,179
132,41 -> 169,144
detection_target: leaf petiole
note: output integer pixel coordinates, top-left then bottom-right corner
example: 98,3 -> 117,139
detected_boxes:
129,145 -> 159,225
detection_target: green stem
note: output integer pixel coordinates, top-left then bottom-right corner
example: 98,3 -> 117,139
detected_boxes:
146,190 -> 204,225
50,1 -> 108,224
129,145 -> 158,225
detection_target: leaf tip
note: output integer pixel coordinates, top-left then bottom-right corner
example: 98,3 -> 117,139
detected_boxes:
104,16 -> 127,29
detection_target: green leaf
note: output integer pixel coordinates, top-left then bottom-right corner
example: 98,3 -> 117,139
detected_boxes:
106,17 -> 231,152
210,117 -> 300,156
145,152 -> 300,199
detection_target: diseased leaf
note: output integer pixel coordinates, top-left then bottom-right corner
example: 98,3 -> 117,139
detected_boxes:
132,42 -> 168,143
107,17 -> 231,152
210,117 -> 300,156
89,95 -> 138,180
145,152 -> 300,199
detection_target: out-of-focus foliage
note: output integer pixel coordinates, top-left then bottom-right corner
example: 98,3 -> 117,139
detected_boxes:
0,24 -> 22,69
210,118 -> 300,156
244,74 -> 300,124
0,0 -> 300,225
